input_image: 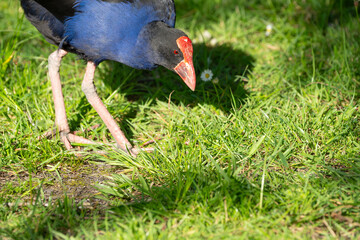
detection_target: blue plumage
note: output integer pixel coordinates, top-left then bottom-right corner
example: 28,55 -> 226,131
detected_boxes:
64,0 -> 175,67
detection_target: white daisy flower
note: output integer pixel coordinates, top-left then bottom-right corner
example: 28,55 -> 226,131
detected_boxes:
265,24 -> 273,36
201,69 -> 213,82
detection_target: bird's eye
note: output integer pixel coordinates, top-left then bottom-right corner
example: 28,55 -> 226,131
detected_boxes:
174,50 -> 179,55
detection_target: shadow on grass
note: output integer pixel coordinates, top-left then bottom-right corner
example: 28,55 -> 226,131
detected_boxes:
300,0 -> 357,31
109,171 -> 260,219
100,43 -> 254,109
88,43 -> 255,140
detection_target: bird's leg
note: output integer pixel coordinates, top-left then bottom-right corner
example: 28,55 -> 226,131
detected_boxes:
81,61 -> 136,156
48,49 -> 94,149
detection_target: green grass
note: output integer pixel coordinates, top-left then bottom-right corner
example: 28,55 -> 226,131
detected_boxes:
1,0 -> 360,239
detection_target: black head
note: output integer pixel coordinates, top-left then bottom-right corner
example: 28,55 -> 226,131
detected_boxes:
140,21 -> 196,91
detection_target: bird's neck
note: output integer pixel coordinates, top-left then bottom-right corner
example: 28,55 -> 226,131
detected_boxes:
114,21 -> 174,70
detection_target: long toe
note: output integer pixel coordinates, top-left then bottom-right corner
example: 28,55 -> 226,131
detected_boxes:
130,147 -> 155,156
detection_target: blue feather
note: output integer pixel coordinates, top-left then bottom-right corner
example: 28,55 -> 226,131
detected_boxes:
64,0 -> 174,68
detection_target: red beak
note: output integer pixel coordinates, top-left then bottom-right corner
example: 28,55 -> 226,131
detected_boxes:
174,36 -> 196,91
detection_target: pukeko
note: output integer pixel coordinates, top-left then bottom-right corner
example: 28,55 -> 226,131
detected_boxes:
20,0 -> 196,156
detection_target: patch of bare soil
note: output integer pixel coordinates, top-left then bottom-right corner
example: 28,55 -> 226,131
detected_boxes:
0,162 -> 123,209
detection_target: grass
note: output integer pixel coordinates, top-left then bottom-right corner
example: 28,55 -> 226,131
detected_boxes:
1,0 -> 359,239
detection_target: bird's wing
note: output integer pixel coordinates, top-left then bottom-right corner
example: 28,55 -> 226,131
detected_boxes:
28,0 -> 76,22
21,0 -> 69,46
21,0 -> 81,52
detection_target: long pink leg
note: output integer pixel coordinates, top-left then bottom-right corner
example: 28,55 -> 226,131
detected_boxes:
81,61 -> 136,156
48,49 -> 95,149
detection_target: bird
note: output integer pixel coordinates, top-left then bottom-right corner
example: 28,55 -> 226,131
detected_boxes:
20,0 -> 196,156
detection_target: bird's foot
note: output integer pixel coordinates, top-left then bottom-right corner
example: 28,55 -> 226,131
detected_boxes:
38,128 -> 97,151
63,132 -> 97,150
38,127 -> 155,157
129,139 -> 158,155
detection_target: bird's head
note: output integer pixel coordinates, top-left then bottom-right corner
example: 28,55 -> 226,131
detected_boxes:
140,21 -> 196,91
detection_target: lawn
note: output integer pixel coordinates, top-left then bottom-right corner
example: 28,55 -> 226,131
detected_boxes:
1,0 -> 359,239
